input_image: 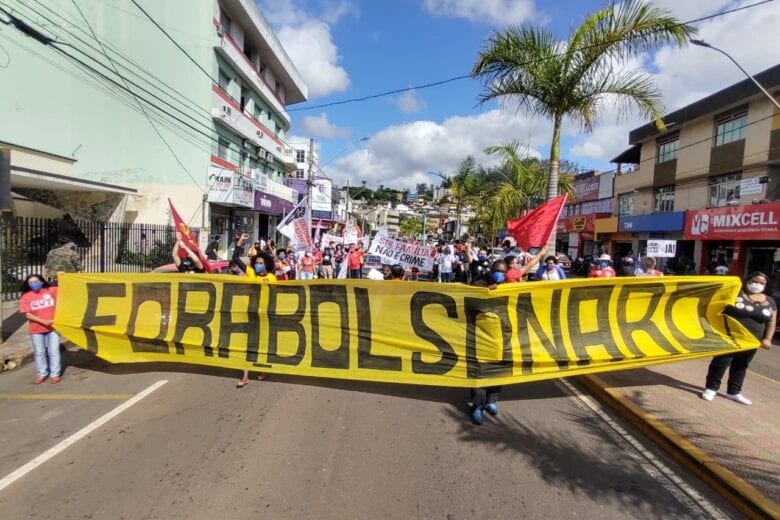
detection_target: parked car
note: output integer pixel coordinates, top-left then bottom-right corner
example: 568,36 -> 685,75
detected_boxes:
152,259 -> 232,274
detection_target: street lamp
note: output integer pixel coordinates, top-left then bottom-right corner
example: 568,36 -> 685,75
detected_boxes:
690,39 -> 780,110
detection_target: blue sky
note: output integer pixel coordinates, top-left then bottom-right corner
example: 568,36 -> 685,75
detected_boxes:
258,0 -> 780,189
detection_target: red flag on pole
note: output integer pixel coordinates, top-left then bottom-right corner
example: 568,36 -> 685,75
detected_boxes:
168,199 -> 211,272
506,195 -> 567,251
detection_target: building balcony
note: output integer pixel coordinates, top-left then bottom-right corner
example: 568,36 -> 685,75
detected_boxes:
253,170 -> 296,203
214,20 -> 291,127
211,85 -> 287,165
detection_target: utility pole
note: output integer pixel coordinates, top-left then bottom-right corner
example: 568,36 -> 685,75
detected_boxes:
307,138 -> 314,238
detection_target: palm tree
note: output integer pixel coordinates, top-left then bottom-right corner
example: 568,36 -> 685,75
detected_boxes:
478,142 -> 573,238
472,0 -> 694,247
439,156 -> 479,238
398,217 -> 422,239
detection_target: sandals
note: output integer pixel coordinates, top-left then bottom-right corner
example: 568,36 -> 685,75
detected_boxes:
257,373 -> 269,381
34,375 -> 47,385
236,378 -> 249,388
50,376 -> 62,384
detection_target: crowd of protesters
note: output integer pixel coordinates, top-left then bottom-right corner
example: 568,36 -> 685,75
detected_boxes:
17,231 -> 775,429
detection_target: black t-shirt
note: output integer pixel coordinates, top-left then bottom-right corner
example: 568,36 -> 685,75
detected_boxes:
469,259 -> 492,285
322,248 -> 333,266
725,293 -> 776,341
178,261 -> 205,274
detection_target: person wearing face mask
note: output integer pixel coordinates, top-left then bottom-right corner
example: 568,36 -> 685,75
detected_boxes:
232,245 -> 277,282
588,253 -> 616,278
469,259 -> 508,425
44,236 -> 82,285
466,239 -> 492,286
274,250 -> 291,281
535,253 -> 567,281
702,272 -> 776,405
634,257 -> 663,277
298,250 -> 316,280
20,274 -> 61,384
504,246 -> 547,283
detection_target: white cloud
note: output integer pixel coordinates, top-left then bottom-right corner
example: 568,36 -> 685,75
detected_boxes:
423,0 -> 538,26
329,109 -> 551,189
257,1 -> 352,98
299,113 -> 350,139
394,90 -> 427,113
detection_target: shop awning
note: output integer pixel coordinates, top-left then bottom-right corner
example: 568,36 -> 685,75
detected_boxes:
11,166 -> 137,194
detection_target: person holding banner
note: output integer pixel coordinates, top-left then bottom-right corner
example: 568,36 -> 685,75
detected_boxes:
588,254 -> 617,278
470,259 -> 510,425
274,250 -> 291,281
232,244 -> 277,282
702,272 -> 776,405
347,244 -> 363,279
504,247 -> 547,283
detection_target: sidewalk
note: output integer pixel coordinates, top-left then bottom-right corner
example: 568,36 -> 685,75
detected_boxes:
0,301 -> 35,370
583,356 -> 779,519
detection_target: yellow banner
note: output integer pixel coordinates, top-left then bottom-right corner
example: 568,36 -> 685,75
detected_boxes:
54,274 -> 757,387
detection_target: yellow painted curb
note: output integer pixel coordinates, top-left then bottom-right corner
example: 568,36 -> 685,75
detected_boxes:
579,374 -> 780,520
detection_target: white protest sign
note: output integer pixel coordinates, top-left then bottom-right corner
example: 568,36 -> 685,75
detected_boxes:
647,239 -> 676,258
368,231 -> 436,271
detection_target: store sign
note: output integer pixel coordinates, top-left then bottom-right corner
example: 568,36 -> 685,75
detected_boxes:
558,214 -> 596,233
254,191 -> 293,215
572,177 -> 600,203
739,177 -> 764,196
619,212 -> 685,232
684,202 -> 780,240
207,169 -> 253,208
647,240 -> 677,258
311,178 -> 332,213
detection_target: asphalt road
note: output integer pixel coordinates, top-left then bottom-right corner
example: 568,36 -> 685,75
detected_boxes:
0,350 -> 742,520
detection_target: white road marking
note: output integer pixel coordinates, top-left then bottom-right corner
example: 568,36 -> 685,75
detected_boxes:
0,380 -> 168,492
555,379 -> 730,520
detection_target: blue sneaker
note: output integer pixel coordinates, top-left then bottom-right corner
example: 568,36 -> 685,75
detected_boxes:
485,402 -> 498,416
471,407 -> 484,425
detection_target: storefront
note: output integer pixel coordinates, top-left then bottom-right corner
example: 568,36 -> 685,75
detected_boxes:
617,212 -> 692,272
207,168 -> 255,257
684,202 -> 780,281
254,190 -> 293,244
556,213 -> 607,258
594,217 -> 618,257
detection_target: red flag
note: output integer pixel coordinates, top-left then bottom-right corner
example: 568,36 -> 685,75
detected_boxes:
168,199 -> 211,272
506,195 -> 567,251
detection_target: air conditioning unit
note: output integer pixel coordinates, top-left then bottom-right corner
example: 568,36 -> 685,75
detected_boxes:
211,107 -> 222,118
257,149 -> 267,160
243,139 -> 252,149
256,130 -> 264,139
221,105 -> 232,117
216,25 -> 225,38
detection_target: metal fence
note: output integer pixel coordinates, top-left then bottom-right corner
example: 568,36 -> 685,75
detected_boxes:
1,214 -> 180,301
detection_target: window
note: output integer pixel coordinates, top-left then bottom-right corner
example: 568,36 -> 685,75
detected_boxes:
709,173 -> 741,207
653,185 -> 675,213
618,193 -> 634,217
217,138 -> 230,161
218,68 -> 230,91
219,8 -> 231,34
714,109 -> 748,146
656,132 -> 679,163
249,156 -> 258,169
274,80 -> 281,95
296,169 -> 305,179
296,150 -> 305,163
258,61 -> 266,75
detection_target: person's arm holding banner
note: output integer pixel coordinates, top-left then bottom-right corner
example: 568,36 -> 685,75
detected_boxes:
520,246 -> 547,277
232,234 -> 249,273
180,240 -> 204,271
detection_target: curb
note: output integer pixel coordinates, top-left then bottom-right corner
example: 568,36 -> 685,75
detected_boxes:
579,374 -> 780,520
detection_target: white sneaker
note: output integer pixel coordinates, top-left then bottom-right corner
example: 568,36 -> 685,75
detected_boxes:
701,389 -> 716,401
726,393 -> 752,405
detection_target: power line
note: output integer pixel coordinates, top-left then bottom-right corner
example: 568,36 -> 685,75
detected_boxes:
288,0 -> 776,112
69,0 -> 205,193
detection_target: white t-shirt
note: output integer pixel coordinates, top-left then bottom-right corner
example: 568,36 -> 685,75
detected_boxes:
440,254 -> 457,273
541,269 -> 561,281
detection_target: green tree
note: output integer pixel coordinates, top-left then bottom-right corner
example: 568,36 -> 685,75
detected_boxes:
438,156 -> 480,238
472,0 -> 693,246
398,217 -> 423,239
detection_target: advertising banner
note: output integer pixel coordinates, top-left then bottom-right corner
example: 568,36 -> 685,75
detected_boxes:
311,178 -> 332,213
55,274 -> 758,388
572,176 -> 600,203
684,202 -> 779,241
206,169 -> 253,208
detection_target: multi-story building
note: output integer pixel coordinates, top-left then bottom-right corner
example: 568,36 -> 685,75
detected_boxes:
0,0 -> 306,253
556,170 -> 615,258
605,63 -> 780,281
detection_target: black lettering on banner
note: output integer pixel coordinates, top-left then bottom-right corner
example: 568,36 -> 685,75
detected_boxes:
310,285 -> 350,369
81,283 -> 126,353
267,284 -> 306,366
617,284 -> 680,356
172,282 -> 216,356
217,283 -> 260,360
664,282 -> 737,353
126,283 -> 172,354
516,290 -> 567,373
410,292 -> 458,375
355,287 -> 401,371
567,286 -> 624,366
465,296 -> 513,379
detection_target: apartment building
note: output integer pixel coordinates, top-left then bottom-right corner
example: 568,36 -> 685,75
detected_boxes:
605,63 -> 780,280
0,0 -> 306,252
556,170 -> 615,259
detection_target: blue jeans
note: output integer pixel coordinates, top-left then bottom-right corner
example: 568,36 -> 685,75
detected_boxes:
31,331 -> 61,377
299,271 -> 314,280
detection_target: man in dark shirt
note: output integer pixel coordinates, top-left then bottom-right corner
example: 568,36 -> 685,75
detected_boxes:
205,235 -> 221,261
466,240 -> 492,285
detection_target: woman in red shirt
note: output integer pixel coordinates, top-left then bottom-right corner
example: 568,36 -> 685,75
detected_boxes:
19,274 -> 61,384
504,246 -> 547,283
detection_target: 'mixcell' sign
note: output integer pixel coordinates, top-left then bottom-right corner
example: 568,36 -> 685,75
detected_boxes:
684,202 -> 779,240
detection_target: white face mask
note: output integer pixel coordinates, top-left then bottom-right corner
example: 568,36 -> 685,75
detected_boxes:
746,282 -> 765,294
